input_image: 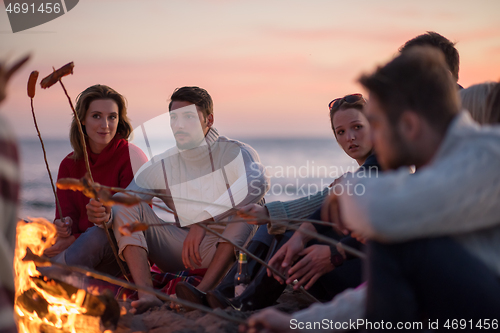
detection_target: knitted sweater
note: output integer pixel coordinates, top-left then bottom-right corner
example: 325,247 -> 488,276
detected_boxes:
119,127 -> 269,246
291,112 -> 500,332
266,154 -> 379,235
56,135 -> 147,238
340,112 -> 500,275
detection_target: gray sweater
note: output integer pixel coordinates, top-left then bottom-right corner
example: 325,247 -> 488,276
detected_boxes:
266,187 -> 330,234
289,112 -> 500,332
341,112 -> 500,275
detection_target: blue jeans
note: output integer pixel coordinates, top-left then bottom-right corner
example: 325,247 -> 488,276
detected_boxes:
251,224 -> 277,246
365,237 -> 500,331
63,226 -> 125,277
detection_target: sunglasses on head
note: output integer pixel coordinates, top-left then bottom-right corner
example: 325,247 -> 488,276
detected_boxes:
328,93 -> 365,110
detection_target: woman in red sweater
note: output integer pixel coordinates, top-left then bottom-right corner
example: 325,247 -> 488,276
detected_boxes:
44,84 -> 147,257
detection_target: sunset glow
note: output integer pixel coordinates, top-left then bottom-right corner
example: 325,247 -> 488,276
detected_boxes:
2,0 -> 499,139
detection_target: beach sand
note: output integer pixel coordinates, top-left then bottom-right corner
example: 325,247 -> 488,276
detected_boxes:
114,286 -> 314,333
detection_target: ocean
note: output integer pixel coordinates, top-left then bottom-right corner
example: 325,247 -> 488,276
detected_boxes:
18,137 -> 357,221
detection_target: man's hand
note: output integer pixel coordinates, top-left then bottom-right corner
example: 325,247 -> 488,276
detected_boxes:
182,224 -> 206,269
321,192 -> 349,236
237,204 -> 269,225
44,235 -> 76,257
54,216 -> 73,238
267,233 -> 305,283
286,244 -> 334,290
240,308 -> 293,333
86,199 -> 110,225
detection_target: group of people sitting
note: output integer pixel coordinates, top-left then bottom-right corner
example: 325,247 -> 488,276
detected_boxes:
3,31 -> 499,332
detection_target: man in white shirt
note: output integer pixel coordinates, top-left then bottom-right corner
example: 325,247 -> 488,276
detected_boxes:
87,86 -> 269,313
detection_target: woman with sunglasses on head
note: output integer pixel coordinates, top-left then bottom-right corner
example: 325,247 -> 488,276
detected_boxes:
43,85 -> 147,269
262,93 -> 378,295
176,93 -> 380,311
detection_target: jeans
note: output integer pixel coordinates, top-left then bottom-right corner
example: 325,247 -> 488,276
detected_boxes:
365,237 -> 500,331
61,226 -> 125,277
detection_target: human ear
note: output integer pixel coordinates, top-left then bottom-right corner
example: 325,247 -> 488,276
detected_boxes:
206,114 -> 214,127
398,111 -> 421,142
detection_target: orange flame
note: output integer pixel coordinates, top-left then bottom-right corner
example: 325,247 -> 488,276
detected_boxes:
14,218 -> 93,333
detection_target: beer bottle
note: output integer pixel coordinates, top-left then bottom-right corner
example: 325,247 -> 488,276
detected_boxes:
234,252 -> 250,297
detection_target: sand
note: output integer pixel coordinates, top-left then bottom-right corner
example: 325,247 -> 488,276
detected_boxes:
114,286 -> 315,333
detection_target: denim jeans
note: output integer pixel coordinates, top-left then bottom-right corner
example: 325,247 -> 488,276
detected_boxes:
365,237 -> 500,331
60,226 -> 125,277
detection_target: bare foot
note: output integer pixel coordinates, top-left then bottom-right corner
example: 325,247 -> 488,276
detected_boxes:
130,294 -> 163,314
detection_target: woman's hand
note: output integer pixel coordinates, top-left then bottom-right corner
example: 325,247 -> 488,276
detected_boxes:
53,216 -> 73,238
237,204 -> 269,225
44,235 -> 76,257
86,198 -> 110,225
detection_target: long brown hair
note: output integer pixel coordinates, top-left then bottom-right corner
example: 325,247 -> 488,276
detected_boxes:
70,84 -> 132,160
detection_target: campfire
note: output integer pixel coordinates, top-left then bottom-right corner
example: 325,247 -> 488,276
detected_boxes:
14,218 -> 119,333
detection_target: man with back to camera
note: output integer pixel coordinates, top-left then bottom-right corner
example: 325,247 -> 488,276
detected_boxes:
245,47 -> 500,333
337,46 -> 500,328
85,86 -> 270,313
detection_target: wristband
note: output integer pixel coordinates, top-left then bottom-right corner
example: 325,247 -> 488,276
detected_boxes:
330,246 -> 344,267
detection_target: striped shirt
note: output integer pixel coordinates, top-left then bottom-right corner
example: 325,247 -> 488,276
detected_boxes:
0,113 -> 20,332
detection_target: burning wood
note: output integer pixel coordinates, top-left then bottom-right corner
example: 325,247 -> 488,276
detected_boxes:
14,218 -> 120,333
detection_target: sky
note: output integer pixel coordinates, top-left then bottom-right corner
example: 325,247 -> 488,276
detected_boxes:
1,0 -> 500,139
